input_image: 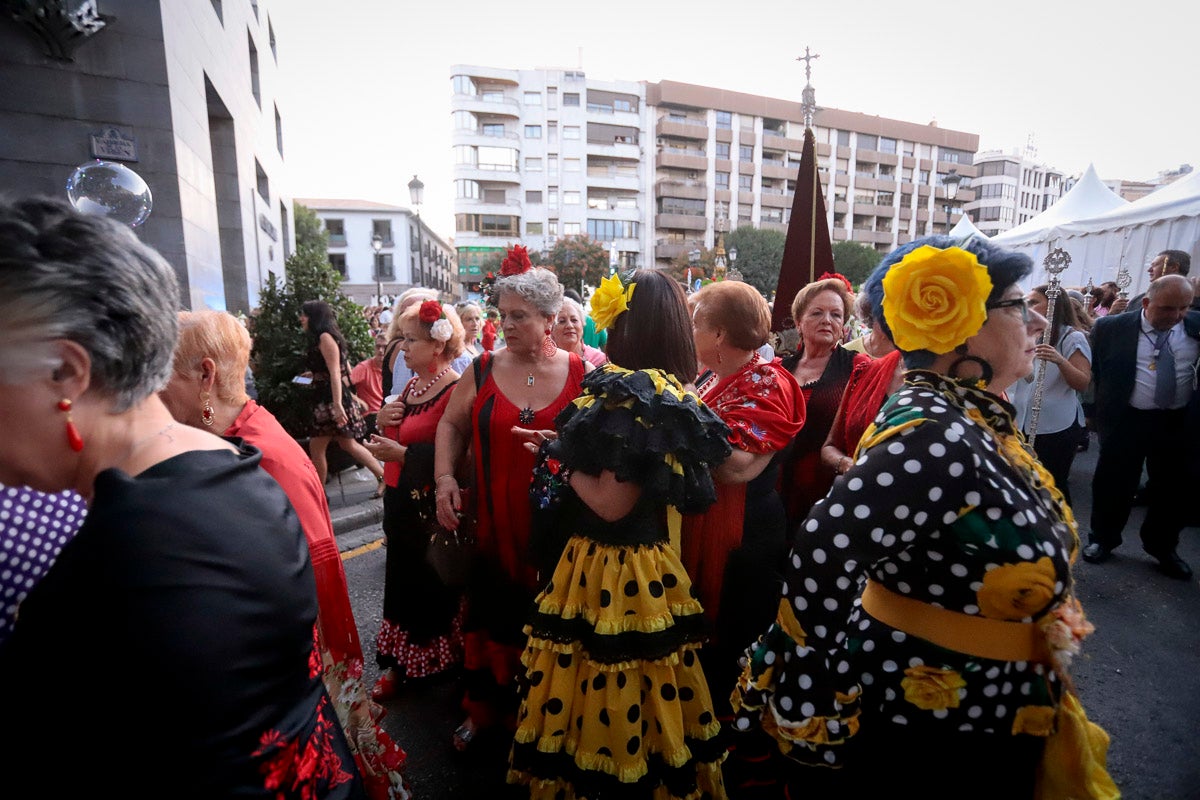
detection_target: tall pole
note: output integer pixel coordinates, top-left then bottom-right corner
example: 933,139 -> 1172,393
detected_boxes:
414,209 -> 424,288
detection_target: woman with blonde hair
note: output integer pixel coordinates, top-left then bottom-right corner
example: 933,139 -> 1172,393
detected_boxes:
552,296 -> 607,367
164,309 -> 410,799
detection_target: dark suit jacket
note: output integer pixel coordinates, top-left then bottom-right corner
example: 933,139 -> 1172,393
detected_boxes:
1090,310 -> 1200,435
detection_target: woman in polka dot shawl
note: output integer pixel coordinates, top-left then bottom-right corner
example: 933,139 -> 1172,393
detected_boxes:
507,270 -> 733,800
731,235 -> 1114,797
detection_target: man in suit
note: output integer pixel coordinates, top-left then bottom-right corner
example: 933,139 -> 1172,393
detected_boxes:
1109,249 -> 1191,314
1083,274 -> 1199,579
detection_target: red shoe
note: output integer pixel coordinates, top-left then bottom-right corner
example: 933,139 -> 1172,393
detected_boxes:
370,669 -> 400,702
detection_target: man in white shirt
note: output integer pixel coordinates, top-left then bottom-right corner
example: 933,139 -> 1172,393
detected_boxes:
1083,275 -> 1199,579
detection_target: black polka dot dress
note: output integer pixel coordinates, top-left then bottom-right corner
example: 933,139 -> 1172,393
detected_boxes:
507,367 -> 733,800
732,371 -> 1084,769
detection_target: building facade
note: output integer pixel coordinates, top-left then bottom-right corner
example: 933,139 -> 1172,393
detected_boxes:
449,67 -> 981,279
297,199 -> 457,306
965,150 -> 1069,237
0,0 -> 292,313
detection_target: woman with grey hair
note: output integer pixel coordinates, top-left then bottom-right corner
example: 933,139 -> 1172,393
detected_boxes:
433,245 -> 591,752
552,296 -> 607,367
0,197 -> 366,797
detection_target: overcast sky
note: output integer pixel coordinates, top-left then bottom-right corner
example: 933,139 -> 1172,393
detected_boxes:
270,0 -> 1196,237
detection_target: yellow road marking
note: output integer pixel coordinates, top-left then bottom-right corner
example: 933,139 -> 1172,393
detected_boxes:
341,538 -> 384,561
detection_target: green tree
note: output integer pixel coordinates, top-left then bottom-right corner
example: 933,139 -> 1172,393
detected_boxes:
725,226 -> 787,296
832,241 -> 882,288
250,221 -> 372,437
293,201 -> 329,252
541,235 -> 609,295
665,246 -> 715,287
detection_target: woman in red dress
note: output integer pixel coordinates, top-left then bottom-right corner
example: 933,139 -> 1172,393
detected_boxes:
164,309 -> 410,799
434,246 -> 591,752
821,348 -> 905,478
778,274 -> 870,527
364,301 -> 467,699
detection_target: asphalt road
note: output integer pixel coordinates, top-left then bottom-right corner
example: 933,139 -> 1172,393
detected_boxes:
341,435 -> 1200,799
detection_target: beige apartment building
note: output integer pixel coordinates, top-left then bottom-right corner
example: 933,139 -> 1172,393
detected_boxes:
964,149 -> 1069,237
449,67 -> 980,283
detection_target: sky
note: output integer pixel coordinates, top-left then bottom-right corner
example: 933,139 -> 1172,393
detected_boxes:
269,0 -> 1197,238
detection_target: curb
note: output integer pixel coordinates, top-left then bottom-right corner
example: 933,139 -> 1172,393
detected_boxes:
332,498 -> 383,535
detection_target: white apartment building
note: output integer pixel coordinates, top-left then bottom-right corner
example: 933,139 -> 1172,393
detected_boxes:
966,150 -> 1069,237
450,67 -> 982,277
451,65 -> 651,287
297,199 -> 458,305
0,0 -> 292,313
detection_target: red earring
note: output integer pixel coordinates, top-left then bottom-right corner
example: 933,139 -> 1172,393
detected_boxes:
58,398 -> 85,452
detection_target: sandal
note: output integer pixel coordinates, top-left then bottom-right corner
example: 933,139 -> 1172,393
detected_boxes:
451,719 -> 477,753
372,475 -> 386,499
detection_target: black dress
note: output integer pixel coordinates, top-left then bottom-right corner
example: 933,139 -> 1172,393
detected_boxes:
307,337 -> 368,439
0,445 -> 364,799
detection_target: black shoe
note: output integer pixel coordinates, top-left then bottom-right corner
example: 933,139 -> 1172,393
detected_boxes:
1148,550 -> 1193,580
1082,543 -> 1113,564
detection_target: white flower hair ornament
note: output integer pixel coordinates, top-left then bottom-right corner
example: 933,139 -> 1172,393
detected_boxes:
430,317 -> 453,343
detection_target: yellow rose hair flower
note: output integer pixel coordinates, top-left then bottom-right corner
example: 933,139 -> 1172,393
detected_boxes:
590,273 -> 636,332
881,245 -> 993,354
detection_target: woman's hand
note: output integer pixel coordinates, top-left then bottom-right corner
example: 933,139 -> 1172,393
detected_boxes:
1034,343 -> 1065,366
378,399 -> 407,428
364,434 -> 405,463
435,475 -> 462,530
511,426 -> 556,454
333,405 -> 349,427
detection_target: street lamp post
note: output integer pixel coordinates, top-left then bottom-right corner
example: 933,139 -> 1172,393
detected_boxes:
687,248 -> 701,292
408,174 -> 425,289
942,167 -> 963,233
727,246 -> 742,282
713,201 -> 729,281
370,233 -> 384,306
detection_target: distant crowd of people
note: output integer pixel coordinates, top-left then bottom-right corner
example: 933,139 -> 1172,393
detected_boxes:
5,194 -> 1198,798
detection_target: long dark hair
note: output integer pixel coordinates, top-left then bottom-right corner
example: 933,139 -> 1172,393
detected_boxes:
604,270 -> 697,383
1031,284 -> 1081,347
301,299 -> 347,353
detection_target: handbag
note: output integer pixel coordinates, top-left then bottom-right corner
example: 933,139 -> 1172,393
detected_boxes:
424,488 -> 476,588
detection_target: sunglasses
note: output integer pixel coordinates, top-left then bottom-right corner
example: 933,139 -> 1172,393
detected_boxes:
985,298 -> 1031,323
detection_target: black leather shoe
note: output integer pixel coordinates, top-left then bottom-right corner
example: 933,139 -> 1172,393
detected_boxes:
1150,551 -> 1193,580
1082,543 -> 1113,564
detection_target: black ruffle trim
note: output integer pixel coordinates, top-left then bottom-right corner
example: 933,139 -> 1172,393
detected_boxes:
526,609 -> 710,665
553,367 -> 731,513
510,733 -> 726,800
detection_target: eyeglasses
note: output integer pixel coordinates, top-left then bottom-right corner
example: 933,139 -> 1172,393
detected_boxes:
985,298 -> 1031,322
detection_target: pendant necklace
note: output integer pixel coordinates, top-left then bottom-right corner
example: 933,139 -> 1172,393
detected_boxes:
520,363 -> 537,424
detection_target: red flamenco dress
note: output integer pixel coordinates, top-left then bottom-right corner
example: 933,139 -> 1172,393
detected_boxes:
461,350 -> 587,733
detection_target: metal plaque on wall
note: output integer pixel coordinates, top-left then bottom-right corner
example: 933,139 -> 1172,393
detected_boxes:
90,128 -> 138,162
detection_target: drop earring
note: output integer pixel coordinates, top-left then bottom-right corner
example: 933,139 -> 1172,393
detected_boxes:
201,391 -> 216,426
58,398 -> 85,452
541,335 -> 557,358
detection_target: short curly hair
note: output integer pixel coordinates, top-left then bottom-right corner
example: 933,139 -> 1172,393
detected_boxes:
495,267 -> 563,318
692,280 -> 771,350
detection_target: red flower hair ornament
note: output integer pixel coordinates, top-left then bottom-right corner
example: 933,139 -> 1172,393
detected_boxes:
500,244 -> 533,277
418,300 -> 443,324
819,271 -> 854,293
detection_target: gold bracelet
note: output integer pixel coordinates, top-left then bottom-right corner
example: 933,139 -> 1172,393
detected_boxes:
435,474 -> 456,483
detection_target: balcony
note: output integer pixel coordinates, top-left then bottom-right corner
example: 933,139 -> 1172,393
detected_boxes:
655,179 -> 706,201
657,150 -> 707,172
656,118 -> 709,140
452,93 -> 520,117
655,213 -> 707,231
587,140 -> 641,160
760,192 -> 791,208
327,233 -> 347,247
654,239 -> 704,261
762,162 -> 793,180
586,169 -> 640,191
452,128 -> 520,146
453,164 -> 522,184
763,131 -> 804,151
759,221 -> 788,233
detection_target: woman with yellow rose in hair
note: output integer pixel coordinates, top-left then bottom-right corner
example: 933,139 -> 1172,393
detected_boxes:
731,235 -> 1118,799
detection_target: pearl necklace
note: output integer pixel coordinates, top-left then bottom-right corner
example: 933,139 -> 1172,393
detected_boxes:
407,365 -> 452,399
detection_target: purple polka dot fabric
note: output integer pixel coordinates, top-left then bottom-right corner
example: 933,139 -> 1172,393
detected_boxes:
0,485 -> 87,647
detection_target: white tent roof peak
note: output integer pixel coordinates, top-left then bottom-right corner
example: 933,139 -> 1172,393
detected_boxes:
992,163 -> 1128,245
949,214 -> 988,241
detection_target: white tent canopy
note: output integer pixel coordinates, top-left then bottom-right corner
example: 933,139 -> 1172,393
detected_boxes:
991,166 -> 1200,294
991,164 -> 1127,246
949,214 -> 988,241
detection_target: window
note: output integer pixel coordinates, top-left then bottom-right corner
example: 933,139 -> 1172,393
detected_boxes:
547,87 -> 558,109
372,219 -> 393,244
587,196 -> 609,210
715,172 -> 730,189
525,157 -> 543,172
454,145 -> 475,165
739,145 -> 753,161
856,134 -> 878,151
482,123 -> 505,137
613,98 -> 633,112
715,110 -> 732,130
525,125 -> 542,139
452,75 -> 476,95
525,190 -> 542,203
563,126 -> 581,140
247,30 -> 260,108
526,221 -> 543,235
254,158 -> 269,201
563,222 -> 581,235
524,91 -> 541,106
876,191 -> 894,205
548,219 -> 558,236
657,197 -> 705,216
548,155 -> 558,175
324,218 -> 345,243
564,157 -> 580,172
761,208 -> 784,223
478,146 -> 517,170
879,164 -> 895,178
614,196 -> 637,209
455,179 -> 480,199
328,253 -> 346,276
548,189 -> 558,208
738,174 -> 753,191
374,253 -> 394,279
979,161 -> 1020,178
901,167 -> 913,181
563,92 -> 580,107
939,147 -> 969,164
268,18 -> 276,61
563,191 -> 581,205
482,188 -> 506,204
836,130 -> 850,147
879,137 -> 898,154
919,170 -> 931,183
716,142 -> 730,159
586,219 -> 640,241
274,104 -> 283,156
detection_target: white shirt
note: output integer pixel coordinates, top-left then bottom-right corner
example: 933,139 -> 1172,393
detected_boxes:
1130,312 -> 1199,410
1011,327 -> 1090,435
